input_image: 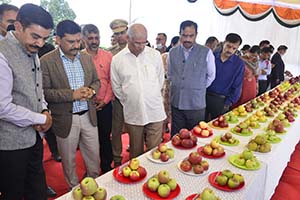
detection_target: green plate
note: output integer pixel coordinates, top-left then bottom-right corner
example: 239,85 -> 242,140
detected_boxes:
267,137 -> 282,144
228,119 -> 239,124
249,123 -> 261,129
228,154 -> 261,170
230,128 -> 253,136
215,136 -> 240,146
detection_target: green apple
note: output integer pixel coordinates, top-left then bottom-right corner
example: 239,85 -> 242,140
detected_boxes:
215,175 -> 228,186
147,177 -> 160,192
110,195 -> 126,200
201,187 -> 216,200
232,173 -> 244,184
93,187 -> 107,200
72,186 -> 83,200
122,166 -> 132,177
128,158 -> 140,170
158,170 -> 170,184
80,177 -> 98,196
242,150 -> 253,160
82,196 -> 95,200
247,141 -> 258,151
222,169 -> 233,178
228,177 -> 240,189
158,143 -> 168,153
157,184 -> 171,198
254,135 -> 266,145
234,157 -> 245,166
245,159 -> 257,168
151,149 -> 161,160
167,178 -> 177,190
165,148 -> 175,159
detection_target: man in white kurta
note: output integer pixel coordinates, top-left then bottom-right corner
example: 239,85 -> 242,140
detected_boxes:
111,23 -> 166,158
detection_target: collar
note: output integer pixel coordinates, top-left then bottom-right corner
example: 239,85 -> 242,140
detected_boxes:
215,51 -> 235,63
59,47 -> 80,61
180,44 -> 194,53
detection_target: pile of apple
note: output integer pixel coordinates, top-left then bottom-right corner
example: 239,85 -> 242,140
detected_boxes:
215,169 -> 244,189
179,151 -> 209,174
276,113 -> 292,127
192,121 -> 213,137
247,99 -> 260,109
151,143 -> 174,162
267,118 -> 285,133
258,93 -> 270,102
121,158 -> 147,181
232,122 -> 253,135
225,112 -> 239,123
253,111 -> 267,123
192,188 -> 221,200
211,115 -> 229,128
146,170 -> 177,198
262,106 -> 276,117
263,130 -> 281,143
268,88 -> 281,98
233,150 -> 259,168
242,116 -> 260,128
247,135 -> 271,153
219,132 -> 239,144
290,96 -> 300,108
200,140 -> 225,157
72,177 -> 107,200
282,107 -> 297,122
171,128 -> 197,148
232,105 -> 248,117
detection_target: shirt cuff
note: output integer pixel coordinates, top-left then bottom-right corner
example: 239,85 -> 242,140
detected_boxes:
33,113 -> 47,125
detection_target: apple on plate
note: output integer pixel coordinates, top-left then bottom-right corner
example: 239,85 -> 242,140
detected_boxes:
93,187 -> 107,200
160,152 -> 170,162
171,135 -> 181,146
193,126 -> 202,135
151,149 -> 161,160
147,177 -> 160,192
200,160 -> 209,170
158,170 -> 170,184
202,144 -> 213,155
166,148 -> 175,159
181,139 -> 194,148
82,196 -> 96,200
215,174 -> 228,186
72,186 -> 83,200
201,188 -> 217,200
179,128 -> 190,139
180,159 -> 192,172
193,164 -> 204,174
188,152 -> 202,165
158,143 -> 168,152
122,166 -> 132,177
129,158 -> 140,170
136,166 -> 147,178
129,170 -> 140,181
157,184 -> 171,198
110,195 -> 126,200
167,178 -> 177,190
228,177 -> 240,189
80,177 -> 98,196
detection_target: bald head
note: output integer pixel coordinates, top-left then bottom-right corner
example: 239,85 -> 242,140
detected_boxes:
128,23 -> 147,40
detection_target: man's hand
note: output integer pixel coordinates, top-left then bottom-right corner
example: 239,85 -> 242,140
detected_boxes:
73,87 -> 95,101
33,111 -> 52,132
95,100 -> 106,111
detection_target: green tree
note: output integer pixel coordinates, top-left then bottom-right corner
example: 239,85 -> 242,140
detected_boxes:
0,0 -> 12,4
40,0 -> 76,26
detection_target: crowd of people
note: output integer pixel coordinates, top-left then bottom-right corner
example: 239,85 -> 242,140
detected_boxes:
0,3 -> 290,200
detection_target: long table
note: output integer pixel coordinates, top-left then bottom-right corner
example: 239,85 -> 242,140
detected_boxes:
56,99 -> 300,200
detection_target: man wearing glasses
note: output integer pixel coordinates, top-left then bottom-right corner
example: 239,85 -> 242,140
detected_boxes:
111,23 -> 166,158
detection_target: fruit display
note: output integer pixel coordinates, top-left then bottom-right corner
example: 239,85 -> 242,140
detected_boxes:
186,188 -> 221,200
192,121 -> 214,137
144,170 -> 180,199
276,113 -> 291,127
282,107 -> 297,121
231,122 -> 253,136
212,169 -> 245,190
267,119 -> 286,133
258,93 -> 270,103
290,96 -> 300,109
252,110 -> 267,123
216,132 -> 239,146
242,116 -> 260,129
171,128 -> 198,149
72,177 -> 107,200
148,143 -> 175,163
224,112 -> 239,123
211,115 -> 229,128
113,158 -> 147,183
232,105 -> 248,117
197,140 -> 225,158
178,151 -> 209,175
247,99 -> 261,109
263,130 -> 282,143
247,135 -> 272,153
229,150 -> 260,170
268,88 -> 281,98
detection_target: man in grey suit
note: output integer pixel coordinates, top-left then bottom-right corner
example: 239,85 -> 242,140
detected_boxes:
41,20 -> 100,188
0,4 -> 53,200
168,20 -> 216,137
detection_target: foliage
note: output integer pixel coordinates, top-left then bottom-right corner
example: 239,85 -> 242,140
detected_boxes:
40,0 -> 76,26
0,0 -> 11,4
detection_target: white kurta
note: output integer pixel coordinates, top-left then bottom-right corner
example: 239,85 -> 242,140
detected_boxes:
111,46 -> 166,125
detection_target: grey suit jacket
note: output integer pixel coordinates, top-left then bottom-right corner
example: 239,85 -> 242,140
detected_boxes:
41,48 -> 100,138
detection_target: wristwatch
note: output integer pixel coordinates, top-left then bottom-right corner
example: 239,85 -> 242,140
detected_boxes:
90,88 -> 96,97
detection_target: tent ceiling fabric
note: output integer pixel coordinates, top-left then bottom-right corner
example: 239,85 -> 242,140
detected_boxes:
214,0 -> 300,27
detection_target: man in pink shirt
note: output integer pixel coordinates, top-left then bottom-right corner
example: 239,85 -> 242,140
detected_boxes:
82,24 -> 113,173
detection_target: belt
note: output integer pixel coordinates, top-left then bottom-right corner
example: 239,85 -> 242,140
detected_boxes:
73,110 -> 88,115
207,92 -> 226,99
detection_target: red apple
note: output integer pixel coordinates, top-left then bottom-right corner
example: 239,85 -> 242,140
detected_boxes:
160,153 -> 170,162
129,171 -> 140,181
180,159 -> 192,172
181,139 -> 194,148
179,129 -> 190,139
212,120 -> 219,127
190,135 -> 198,145
171,135 -> 181,146
188,152 -> 202,165
193,165 -> 204,174
136,166 -> 147,178
193,126 -> 202,135
200,160 -> 209,170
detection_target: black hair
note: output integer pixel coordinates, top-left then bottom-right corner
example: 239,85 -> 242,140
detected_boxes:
225,33 -> 242,45
179,20 -> 198,33
259,40 -> 270,48
260,47 -> 272,54
56,20 -> 81,38
249,45 -> 260,54
277,45 -> 288,51
0,3 -> 19,21
157,33 -> 167,39
166,36 -> 179,52
16,3 -> 53,30
205,36 -> 218,45
82,24 -> 99,36
241,44 -> 250,51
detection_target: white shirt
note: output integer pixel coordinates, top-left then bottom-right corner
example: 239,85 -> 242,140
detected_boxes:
111,46 -> 166,125
257,59 -> 272,80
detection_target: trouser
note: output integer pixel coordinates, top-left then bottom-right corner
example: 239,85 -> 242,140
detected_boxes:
171,106 -> 205,137
126,121 -> 163,159
0,133 -> 47,200
270,78 -> 280,89
205,92 -> 229,122
97,102 -> 113,172
56,112 -> 100,188
258,80 -> 268,96
111,98 -> 124,165
44,128 -> 59,155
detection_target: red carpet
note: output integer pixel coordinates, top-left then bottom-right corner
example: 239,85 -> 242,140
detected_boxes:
43,132 -> 171,199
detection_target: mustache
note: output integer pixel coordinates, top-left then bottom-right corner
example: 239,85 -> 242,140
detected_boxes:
29,45 -> 40,50
70,48 -> 80,51
90,43 -> 98,47
183,41 -> 192,44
